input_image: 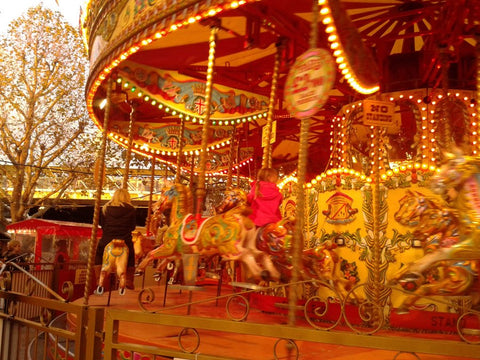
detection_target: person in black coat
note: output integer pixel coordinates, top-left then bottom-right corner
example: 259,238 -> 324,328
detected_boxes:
2,239 -> 29,271
94,188 -> 137,289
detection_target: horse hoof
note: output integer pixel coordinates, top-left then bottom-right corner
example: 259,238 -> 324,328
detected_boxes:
119,288 -> 126,296
94,286 -> 104,295
396,307 -> 410,315
260,270 -> 271,281
134,270 -> 143,277
399,272 -> 423,283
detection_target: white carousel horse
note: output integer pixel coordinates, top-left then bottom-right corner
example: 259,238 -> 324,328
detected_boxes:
135,184 -> 279,281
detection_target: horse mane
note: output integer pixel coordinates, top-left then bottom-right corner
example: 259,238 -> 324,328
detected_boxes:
174,183 -> 194,214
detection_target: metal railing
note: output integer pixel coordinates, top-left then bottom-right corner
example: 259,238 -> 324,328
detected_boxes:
0,260 -> 104,360
1,265 -> 480,360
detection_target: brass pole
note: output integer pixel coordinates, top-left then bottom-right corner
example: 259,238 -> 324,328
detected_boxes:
83,77 -> 112,305
476,34 -> 480,156
440,46 -> 453,154
145,157 -> 156,235
190,154 -> 195,186
174,117 -> 186,184
262,42 -> 283,168
123,100 -> 137,189
226,126 -> 237,190
195,24 -> 219,218
288,0 -> 318,326
236,140 -> 240,187
372,127 -> 381,306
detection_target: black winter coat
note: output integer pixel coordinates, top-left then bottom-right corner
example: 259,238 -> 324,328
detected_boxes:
95,204 -> 137,266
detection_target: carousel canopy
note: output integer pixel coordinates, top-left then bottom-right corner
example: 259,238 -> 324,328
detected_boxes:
82,0 -> 480,181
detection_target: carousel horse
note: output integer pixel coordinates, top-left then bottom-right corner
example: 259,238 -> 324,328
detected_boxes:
135,184 -> 280,281
395,190 -> 459,252
96,239 -> 129,296
148,197 -> 171,243
259,237 -> 363,303
390,152 -> 480,312
394,189 -> 434,227
132,230 -> 156,266
302,241 -> 363,303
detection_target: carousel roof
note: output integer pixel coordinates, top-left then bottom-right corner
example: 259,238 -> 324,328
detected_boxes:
82,0 -> 480,181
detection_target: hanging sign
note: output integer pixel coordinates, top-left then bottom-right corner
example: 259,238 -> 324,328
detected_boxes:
363,100 -> 395,127
284,48 -> 335,119
262,121 -> 277,147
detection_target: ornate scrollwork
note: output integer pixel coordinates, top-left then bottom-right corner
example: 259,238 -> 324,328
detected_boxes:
62,281 -> 75,301
343,284 -> 384,335
137,287 -> 155,312
0,271 -> 12,291
226,294 -> 249,322
40,308 -> 52,326
304,280 -> 343,331
457,311 -> 480,344
178,327 -> 200,353
273,338 -> 299,360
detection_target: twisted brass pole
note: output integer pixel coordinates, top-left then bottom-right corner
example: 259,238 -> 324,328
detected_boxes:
175,117 -> 186,184
83,77 -> 112,305
226,126 -> 237,190
123,100 -> 137,189
262,42 -> 282,168
288,0 -> 318,326
145,157 -> 156,235
195,24 -> 218,218
475,34 -> 480,156
440,46 -> 453,154
372,127 -> 381,305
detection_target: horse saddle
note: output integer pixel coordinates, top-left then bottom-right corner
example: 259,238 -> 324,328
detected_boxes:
256,222 -> 288,254
181,214 -> 208,244
109,239 -> 128,257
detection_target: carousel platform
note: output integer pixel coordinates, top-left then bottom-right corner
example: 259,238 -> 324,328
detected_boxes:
66,273 -> 476,360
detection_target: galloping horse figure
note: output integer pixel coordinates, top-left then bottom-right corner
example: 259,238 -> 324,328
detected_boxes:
96,239 -> 129,296
391,152 -> 480,311
135,184 -> 280,281
395,190 -> 459,252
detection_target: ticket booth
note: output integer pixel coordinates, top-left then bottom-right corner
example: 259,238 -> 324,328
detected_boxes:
6,218 -> 101,265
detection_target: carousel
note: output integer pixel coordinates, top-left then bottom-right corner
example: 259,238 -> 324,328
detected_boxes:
76,0 -> 480,359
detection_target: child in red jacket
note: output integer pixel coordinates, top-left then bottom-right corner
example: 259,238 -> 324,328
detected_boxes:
247,168 -> 283,227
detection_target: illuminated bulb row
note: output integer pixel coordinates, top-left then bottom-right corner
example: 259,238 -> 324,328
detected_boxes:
86,0 -> 250,132
214,158 -> 254,175
381,163 -> 438,181
306,164 -> 438,188
114,77 -> 266,125
110,133 -> 231,156
329,116 -> 345,168
472,118 -> 478,155
318,0 -> 379,95
305,167 -> 371,188
278,175 -> 298,190
120,146 -> 252,178
341,91 -> 479,166
194,157 -> 253,177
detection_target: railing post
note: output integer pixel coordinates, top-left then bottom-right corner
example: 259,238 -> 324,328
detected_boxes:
82,306 -> 105,360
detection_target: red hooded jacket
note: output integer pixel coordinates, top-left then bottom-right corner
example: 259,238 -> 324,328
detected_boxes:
247,180 -> 283,227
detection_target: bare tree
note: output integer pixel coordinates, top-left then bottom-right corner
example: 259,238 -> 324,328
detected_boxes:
0,5 -> 96,222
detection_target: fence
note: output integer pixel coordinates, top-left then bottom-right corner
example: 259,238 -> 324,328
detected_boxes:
1,265 -> 480,360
